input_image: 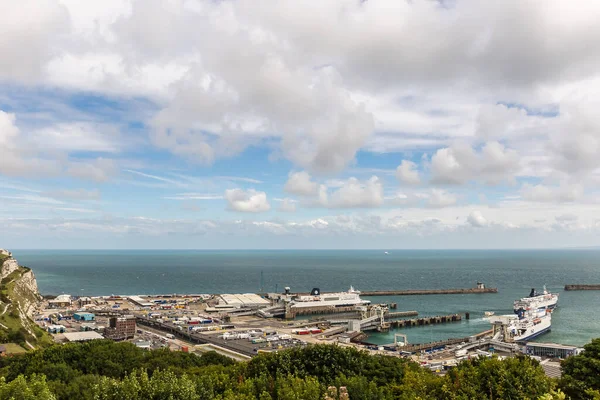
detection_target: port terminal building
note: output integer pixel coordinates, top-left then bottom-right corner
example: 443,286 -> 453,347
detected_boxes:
524,342 -> 583,359
128,296 -> 155,308
217,294 -> 270,309
74,312 -> 95,321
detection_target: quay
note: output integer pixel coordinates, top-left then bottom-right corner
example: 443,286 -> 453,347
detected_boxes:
361,288 -> 497,296
389,314 -> 462,328
289,282 -> 497,297
564,284 -> 600,290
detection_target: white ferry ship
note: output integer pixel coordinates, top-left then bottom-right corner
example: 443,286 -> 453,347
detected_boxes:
289,286 -> 370,309
513,286 -> 559,314
490,308 -> 551,343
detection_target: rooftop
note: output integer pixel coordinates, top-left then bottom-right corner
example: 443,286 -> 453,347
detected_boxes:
525,342 -> 581,350
63,331 -> 104,342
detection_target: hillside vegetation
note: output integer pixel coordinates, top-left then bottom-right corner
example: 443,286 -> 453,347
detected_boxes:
1,339 -> 598,399
0,252 -> 52,349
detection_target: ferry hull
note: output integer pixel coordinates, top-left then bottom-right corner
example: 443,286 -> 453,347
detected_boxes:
515,326 -> 551,343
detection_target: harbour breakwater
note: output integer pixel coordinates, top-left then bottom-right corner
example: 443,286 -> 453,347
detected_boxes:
564,284 -> 600,290
291,287 -> 498,297
361,288 -> 497,296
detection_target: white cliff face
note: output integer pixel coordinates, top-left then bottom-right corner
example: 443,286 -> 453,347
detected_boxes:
1,258 -> 19,280
0,252 -> 41,318
14,270 -> 41,318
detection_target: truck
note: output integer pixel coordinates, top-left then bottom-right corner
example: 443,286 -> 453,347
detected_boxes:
455,349 -> 468,357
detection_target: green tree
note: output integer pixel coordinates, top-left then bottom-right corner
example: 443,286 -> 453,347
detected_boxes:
0,374 -> 56,400
275,375 -> 322,400
442,355 -> 553,400
560,338 -> 600,400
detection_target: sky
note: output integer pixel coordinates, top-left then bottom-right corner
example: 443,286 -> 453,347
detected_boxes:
1,0 -> 600,249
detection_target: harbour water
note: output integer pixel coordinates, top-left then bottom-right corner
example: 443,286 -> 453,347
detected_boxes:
13,249 -> 600,346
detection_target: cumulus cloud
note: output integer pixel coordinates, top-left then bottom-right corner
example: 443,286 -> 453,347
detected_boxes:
225,188 -> 270,213
427,189 -> 458,208
326,176 -> 384,208
467,211 -> 487,227
277,198 -> 297,213
520,183 -> 584,203
396,160 -> 420,185
555,214 -> 578,223
0,0 -> 69,82
430,142 -> 519,185
284,171 -> 319,196
0,111 -> 19,148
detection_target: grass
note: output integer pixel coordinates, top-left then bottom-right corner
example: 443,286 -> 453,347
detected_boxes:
2,343 -> 27,355
0,266 -> 53,349
0,254 -> 9,263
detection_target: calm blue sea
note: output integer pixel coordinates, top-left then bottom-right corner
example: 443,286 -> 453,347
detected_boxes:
12,249 -> 600,347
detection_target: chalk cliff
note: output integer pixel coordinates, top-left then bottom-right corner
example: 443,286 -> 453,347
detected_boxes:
0,249 -> 49,348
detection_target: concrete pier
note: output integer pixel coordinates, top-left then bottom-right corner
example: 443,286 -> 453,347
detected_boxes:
564,284 -> 600,290
389,313 -> 462,328
361,288 -> 497,296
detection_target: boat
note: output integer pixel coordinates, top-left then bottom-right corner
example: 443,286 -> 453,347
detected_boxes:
484,311 -> 495,317
513,286 -> 559,314
288,286 -> 370,310
490,308 -> 551,342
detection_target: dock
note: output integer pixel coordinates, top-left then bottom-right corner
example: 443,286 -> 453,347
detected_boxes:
361,288 -> 497,296
564,284 -> 600,290
388,314 -> 462,328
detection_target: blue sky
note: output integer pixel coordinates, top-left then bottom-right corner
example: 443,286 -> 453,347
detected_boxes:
1,0 -> 600,249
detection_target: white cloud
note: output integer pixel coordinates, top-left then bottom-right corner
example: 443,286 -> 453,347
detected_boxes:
555,214 -> 578,223
467,211 -> 487,227
284,171 -> 318,196
396,160 -> 420,185
42,189 -> 101,201
0,111 -> 19,148
430,142 -> 519,185
277,198 -> 297,213
0,0 -> 69,82
520,183 -> 584,203
163,193 -> 223,201
67,158 -> 117,182
224,188 -> 270,213
427,189 -> 458,208
30,122 -> 123,153
327,176 -> 383,208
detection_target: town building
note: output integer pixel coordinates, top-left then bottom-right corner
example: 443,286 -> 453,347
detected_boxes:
105,315 -> 136,340
63,331 -> 104,342
74,312 -> 95,321
47,324 -> 66,333
48,294 -> 72,308
128,296 -> 154,308
78,297 -> 93,307
524,342 -> 583,359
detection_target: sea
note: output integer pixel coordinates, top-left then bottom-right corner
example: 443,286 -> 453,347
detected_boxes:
12,249 -> 600,347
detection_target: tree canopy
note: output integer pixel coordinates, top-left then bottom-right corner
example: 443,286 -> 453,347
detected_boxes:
0,338 -> 597,399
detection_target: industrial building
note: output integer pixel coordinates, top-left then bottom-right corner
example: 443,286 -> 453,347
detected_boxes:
105,315 -> 136,340
78,297 -> 93,306
524,342 -> 583,359
47,324 -> 66,333
74,312 -> 95,321
48,294 -> 72,308
63,331 -> 104,342
128,296 -> 154,308
218,293 -> 270,309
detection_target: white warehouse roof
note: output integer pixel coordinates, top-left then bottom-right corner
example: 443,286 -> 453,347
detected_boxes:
219,293 -> 269,307
63,331 -> 104,342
